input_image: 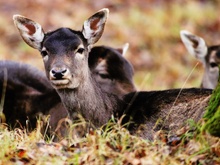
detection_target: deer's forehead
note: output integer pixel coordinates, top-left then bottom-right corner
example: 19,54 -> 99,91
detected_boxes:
43,28 -> 84,51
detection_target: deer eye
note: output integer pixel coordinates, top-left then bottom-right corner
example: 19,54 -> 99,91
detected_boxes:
216,51 -> 220,58
77,48 -> 84,54
41,50 -> 48,57
210,62 -> 218,68
99,73 -> 110,79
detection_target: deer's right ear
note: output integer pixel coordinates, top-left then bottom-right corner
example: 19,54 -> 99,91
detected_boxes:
116,43 -> 130,56
82,8 -> 109,46
180,30 -> 208,62
13,15 -> 44,50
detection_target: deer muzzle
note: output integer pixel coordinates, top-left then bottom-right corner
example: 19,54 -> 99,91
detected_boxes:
49,67 -> 71,87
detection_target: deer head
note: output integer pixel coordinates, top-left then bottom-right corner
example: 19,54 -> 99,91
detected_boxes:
89,43 -> 136,95
13,9 -> 109,90
180,30 -> 220,89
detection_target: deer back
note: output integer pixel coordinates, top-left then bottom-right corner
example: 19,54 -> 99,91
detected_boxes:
121,88 -> 212,140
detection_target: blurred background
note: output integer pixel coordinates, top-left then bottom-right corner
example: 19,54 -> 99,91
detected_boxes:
1,0 -> 220,91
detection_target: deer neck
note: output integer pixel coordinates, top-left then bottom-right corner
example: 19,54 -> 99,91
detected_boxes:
57,71 -> 120,127
201,67 -> 218,89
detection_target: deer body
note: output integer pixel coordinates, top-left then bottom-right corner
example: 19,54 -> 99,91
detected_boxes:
14,9 -> 212,140
0,60 -> 64,129
180,30 -> 220,89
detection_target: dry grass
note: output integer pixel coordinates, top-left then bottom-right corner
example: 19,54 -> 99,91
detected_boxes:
0,119 -> 219,164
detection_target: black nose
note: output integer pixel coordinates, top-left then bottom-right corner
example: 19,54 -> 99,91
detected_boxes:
51,68 -> 67,79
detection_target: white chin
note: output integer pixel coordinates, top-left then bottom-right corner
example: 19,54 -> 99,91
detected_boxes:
51,80 -> 79,89
51,80 -> 69,88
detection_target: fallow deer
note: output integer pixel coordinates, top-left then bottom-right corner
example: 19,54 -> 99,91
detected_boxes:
14,9 -> 212,140
180,30 -> 220,89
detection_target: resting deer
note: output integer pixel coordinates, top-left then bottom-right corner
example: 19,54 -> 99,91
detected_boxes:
0,60 -> 65,130
14,9 -> 212,140
180,30 -> 220,89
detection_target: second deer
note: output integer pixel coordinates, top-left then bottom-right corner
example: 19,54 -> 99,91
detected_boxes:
89,44 -> 136,96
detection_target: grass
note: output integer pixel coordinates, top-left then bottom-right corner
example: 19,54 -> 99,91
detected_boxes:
0,118 -> 219,164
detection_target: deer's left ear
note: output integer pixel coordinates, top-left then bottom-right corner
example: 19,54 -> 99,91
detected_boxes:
180,30 -> 208,62
82,8 -> 109,45
13,15 -> 45,50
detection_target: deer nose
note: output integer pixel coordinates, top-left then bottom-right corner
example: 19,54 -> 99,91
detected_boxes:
50,67 -> 68,80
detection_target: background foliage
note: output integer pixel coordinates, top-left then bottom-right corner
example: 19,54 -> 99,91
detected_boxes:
1,0 -> 220,90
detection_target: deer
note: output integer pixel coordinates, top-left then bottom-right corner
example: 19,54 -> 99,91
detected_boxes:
89,43 -> 136,96
180,30 -> 220,89
14,8 -> 213,140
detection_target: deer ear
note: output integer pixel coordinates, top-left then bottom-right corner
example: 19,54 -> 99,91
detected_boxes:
116,43 -> 129,56
13,15 -> 44,50
180,30 -> 208,62
82,8 -> 109,45
121,43 -> 129,56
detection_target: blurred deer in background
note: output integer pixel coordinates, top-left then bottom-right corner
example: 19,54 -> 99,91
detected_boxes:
14,8 -> 212,140
89,43 -> 136,96
180,30 -> 220,89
